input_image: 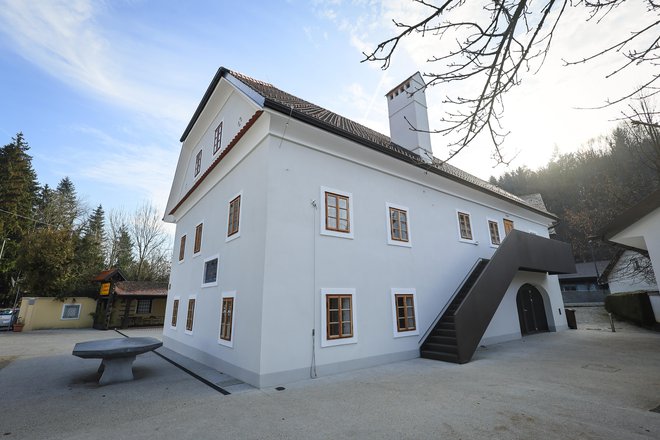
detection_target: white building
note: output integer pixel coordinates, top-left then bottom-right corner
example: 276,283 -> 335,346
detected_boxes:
163,68 -> 575,388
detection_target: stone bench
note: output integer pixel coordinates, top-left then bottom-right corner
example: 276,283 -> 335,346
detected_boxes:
72,337 -> 163,385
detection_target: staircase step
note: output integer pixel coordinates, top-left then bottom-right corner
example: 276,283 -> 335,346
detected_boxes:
443,315 -> 455,323
420,351 -> 461,363
426,335 -> 457,346
433,329 -> 456,337
437,322 -> 455,330
422,343 -> 458,354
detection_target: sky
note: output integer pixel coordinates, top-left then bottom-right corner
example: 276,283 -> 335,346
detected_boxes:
0,0 -> 654,219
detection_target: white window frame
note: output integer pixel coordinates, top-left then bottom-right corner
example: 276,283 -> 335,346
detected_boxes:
320,186 -> 354,239
218,291 -> 236,348
320,288 -> 358,347
61,303 -> 81,320
185,295 -> 196,335
226,191 -> 243,242
456,209 -> 477,244
170,296 -> 180,329
487,218 -> 501,247
385,202 -> 412,247
202,254 -> 219,288
390,288 -> 419,338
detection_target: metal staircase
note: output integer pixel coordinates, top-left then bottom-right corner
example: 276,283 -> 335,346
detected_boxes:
420,230 -> 575,364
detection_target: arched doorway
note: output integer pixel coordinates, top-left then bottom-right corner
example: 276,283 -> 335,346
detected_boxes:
516,284 -> 549,335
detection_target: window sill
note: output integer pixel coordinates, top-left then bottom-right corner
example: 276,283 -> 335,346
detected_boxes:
217,338 -> 233,348
387,239 -> 412,248
201,282 -> 218,288
226,232 -> 241,243
320,229 -> 354,239
458,238 -> 478,245
321,337 -> 358,348
393,329 -> 419,338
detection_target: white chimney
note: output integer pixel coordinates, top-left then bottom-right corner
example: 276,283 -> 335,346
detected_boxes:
386,72 -> 433,162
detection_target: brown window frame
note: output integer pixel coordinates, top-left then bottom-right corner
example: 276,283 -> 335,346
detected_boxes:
194,223 -> 203,254
219,297 -> 234,341
213,121 -> 223,155
186,298 -> 195,332
326,294 -> 353,339
458,212 -> 473,240
179,235 -> 186,261
488,220 -> 501,245
395,294 -> 416,332
194,150 -> 202,177
227,195 -> 241,237
171,299 -> 179,327
503,219 -> 514,236
389,207 -> 409,242
325,191 -> 350,233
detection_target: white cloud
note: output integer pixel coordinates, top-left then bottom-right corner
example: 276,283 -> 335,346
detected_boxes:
0,0 -> 195,125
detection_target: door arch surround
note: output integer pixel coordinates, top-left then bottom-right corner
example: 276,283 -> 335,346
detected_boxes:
516,283 -> 550,335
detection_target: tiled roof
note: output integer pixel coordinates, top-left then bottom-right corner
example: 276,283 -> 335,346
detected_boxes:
182,67 -> 556,219
521,193 -> 550,214
114,281 -> 168,297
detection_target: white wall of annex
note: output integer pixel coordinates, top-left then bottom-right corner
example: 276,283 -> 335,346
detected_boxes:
481,272 -> 567,346
163,137 -> 269,378
257,117 -> 557,379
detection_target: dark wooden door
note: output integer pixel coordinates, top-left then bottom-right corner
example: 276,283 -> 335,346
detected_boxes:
516,284 -> 549,335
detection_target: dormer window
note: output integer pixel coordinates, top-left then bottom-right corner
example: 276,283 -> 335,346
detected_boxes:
213,121 -> 223,155
194,150 -> 202,177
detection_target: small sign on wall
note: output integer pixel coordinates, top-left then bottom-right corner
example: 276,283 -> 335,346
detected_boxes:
99,283 -> 110,296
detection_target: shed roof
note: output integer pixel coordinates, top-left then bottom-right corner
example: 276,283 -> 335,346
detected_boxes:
91,268 -> 127,283
180,67 -> 557,220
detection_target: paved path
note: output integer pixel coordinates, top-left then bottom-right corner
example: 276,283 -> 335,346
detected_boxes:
1,319 -> 658,439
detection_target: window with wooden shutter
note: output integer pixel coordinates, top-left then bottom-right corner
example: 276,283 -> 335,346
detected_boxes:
194,223 -> 203,254
186,298 -> 195,332
219,297 -> 234,341
171,299 -> 179,327
488,220 -> 501,245
179,235 -> 186,261
389,207 -> 409,242
325,192 -> 350,233
228,195 -> 241,237
395,294 -> 416,332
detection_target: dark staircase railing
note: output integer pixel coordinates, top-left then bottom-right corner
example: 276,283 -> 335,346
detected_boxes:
421,230 -> 575,364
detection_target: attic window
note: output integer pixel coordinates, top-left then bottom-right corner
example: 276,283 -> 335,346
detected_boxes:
194,150 -> 202,177
213,121 -> 223,155
405,82 -> 410,88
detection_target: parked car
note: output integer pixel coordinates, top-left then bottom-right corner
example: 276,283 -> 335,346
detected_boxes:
0,308 -> 18,330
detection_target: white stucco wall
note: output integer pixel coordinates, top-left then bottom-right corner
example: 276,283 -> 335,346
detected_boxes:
163,112 -> 271,384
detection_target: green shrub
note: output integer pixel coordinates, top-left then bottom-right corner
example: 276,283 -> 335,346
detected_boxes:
605,291 -> 656,326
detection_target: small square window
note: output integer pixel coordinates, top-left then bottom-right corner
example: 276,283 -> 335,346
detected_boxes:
61,304 -> 81,320
458,212 -> 473,241
194,223 -> 203,254
228,195 -> 241,238
213,121 -> 223,155
203,256 -> 219,287
488,220 -> 501,246
186,298 -> 196,333
220,297 -> 234,341
194,150 -> 202,177
503,219 -> 514,236
179,235 -> 186,262
136,299 -> 152,315
171,298 -> 179,328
